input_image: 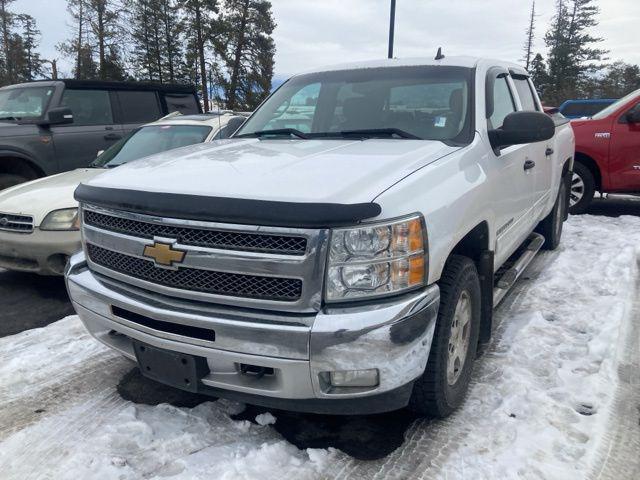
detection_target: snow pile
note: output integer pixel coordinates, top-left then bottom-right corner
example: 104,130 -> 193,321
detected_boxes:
0,214 -> 638,479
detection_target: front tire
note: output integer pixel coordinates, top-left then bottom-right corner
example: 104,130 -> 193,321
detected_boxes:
569,162 -> 595,214
0,174 -> 28,190
409,255 -> 481,418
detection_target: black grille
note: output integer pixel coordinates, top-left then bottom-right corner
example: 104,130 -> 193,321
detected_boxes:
0,212 -> 33,233
84,210 -> 307,255
87,244 -> 302,302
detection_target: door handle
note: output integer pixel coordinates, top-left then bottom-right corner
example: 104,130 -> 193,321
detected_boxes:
104,133 -> 122,141
524,159 -> 536,170
545,147 -> 554,156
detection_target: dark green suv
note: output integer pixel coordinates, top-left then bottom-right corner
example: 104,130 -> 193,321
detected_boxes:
0,80 -> 201,189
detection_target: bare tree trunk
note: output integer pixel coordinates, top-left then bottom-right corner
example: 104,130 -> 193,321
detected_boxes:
152,16 -> 163,82
227,0 -> 249,109
163,0 -> 175,82
194,1 -> 209,111
524,1 -> 535,70
76,0 -> 83,78
97,0 -> 106,79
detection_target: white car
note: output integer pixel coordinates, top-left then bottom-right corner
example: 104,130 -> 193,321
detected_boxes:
0,112 -> 247,275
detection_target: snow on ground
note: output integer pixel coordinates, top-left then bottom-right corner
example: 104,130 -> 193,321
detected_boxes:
0,214 -> 639,480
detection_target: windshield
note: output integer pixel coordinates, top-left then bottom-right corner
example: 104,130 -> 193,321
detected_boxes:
94,124 -> 212,167
592,89 -> 640,120
235,66 -> 474,143
0,86 -> 54,120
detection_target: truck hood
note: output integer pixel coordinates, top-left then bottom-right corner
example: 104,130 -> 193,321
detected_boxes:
83,138 -> 460,205
0,168 -> 104,225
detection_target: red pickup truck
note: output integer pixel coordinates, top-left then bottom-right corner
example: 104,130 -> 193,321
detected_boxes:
570,89 -> 640,213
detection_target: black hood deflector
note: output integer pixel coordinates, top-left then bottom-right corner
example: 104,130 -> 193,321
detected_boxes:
75,184 -> 382,228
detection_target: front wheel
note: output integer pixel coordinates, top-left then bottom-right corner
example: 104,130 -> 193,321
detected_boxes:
0,174 -> 28,190
409,255 -> 481,417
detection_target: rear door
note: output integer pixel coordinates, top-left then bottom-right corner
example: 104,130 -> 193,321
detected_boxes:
609,100 -> 640,191
114,90 -> 163,135
511,74 -> 554,216
51,88 -> 124,171
487,69 -> 536,264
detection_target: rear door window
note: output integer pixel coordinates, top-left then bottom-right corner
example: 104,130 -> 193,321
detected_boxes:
61,89 -> 113,125
489,76 -> 516,129
163,93 -> 200,114
116,91 -> 162,124
513,77 -> 539,111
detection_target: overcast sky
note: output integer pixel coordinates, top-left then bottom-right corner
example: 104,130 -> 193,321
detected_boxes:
14,0 -> 640,79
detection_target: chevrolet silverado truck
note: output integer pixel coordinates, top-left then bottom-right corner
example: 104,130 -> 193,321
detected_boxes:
569,88 -> 640,213
66,56 -> 574,416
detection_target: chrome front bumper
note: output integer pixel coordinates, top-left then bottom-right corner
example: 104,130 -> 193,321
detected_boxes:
66,251 -> 439,414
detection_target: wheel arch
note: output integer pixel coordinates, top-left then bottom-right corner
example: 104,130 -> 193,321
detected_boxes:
574,152 -> 602,191
0,154 -> 45,180
444,221 -> 494,344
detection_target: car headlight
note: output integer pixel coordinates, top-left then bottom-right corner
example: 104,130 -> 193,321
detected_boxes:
40,208 -> 80,231
325,214 -> 427,302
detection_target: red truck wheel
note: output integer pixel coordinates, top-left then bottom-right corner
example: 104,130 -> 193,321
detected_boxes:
569,163 -> 595,214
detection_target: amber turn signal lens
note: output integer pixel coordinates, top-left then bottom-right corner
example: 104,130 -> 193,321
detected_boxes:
408,218 -> 423,253
408,255 -> 425,286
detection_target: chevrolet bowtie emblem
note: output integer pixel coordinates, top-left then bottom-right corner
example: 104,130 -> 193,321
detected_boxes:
143,241 -> 186,267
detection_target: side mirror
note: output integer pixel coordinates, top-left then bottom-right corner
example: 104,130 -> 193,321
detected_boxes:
38,106 -> 74,126
625,109 -> 640,124
489,111 -> 555,152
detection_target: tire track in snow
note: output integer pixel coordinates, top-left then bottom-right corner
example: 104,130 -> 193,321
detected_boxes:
588,258 -> 640,480
0,353 -> 130,440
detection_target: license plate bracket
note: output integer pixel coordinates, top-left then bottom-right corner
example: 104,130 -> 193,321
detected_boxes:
133,341 -> 210,393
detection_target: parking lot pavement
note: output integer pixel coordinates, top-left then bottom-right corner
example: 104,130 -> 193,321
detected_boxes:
0,270 -> 74,338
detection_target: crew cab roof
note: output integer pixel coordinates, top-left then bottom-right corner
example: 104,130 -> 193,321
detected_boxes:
295,55 -> 527,76
0,79 -> 197,93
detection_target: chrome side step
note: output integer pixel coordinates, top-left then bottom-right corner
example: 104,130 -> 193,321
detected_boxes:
493,233 -> 545,307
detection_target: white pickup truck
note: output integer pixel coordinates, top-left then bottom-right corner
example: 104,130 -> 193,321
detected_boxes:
66,56 -> 574,416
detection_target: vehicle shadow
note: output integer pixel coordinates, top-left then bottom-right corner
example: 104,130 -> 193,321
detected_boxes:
585,195 -> 640,217
117,366 -> 420,460
0,269 -> 75,337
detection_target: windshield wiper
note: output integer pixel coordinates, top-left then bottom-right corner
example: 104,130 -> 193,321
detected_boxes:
338,128 -> 421,140
235,128 -> 309,139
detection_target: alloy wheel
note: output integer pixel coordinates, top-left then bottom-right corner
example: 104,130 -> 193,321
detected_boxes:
570,172 -> 585,207
447,290 -> 472,386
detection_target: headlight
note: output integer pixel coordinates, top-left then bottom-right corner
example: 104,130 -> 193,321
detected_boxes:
40,208 -> 79,231
325,214 -> 426,302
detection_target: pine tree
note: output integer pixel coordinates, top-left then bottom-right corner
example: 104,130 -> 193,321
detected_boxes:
544,0 -> 608,104
130,0 -> 185,83
179,0 -> 220,110
0,0 -> 16,84
529,53 -> 549,99
15,14 -> 43,81
218,0 -> 275,110
58,0 -> 125,80
522,1 -> 536,70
